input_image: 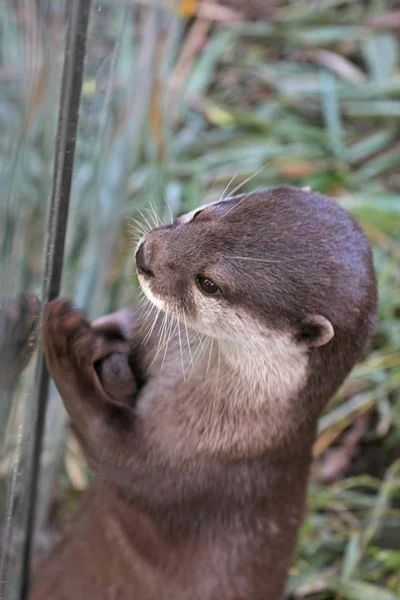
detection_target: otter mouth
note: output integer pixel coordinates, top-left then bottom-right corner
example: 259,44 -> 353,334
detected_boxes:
137,269 -> 168,314
135,240 -> 174,315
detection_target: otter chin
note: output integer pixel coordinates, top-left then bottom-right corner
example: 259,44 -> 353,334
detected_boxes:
30,186 -> 377,600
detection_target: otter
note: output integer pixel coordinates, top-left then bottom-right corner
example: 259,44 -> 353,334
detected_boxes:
1,186 -> 377,599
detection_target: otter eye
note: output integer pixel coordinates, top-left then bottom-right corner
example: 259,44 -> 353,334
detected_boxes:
196,276 -> 220,296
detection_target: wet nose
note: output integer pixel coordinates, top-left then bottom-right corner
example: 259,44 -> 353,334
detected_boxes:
135,242 -> 153,277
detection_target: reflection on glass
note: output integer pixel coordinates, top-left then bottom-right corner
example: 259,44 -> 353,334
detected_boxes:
0,1 -> 67,597
1,0 -> 208,596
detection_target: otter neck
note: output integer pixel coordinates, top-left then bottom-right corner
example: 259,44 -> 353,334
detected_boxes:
188,326 -> 309,409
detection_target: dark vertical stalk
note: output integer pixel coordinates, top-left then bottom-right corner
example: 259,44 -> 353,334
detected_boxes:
19,1 -> 92,597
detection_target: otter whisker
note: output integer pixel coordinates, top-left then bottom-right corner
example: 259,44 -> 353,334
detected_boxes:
143,206 -> 159,230
150,334 -> 175,373
142,314 -> 159,347
139,302 -> 157,336
147,313 -> 170,372
127,226 -> 146,239
193,332 -> 206,362
138,296 -> 154,316
183,313 -> 193,368
194,332 -> 206,355
128,234 -> 146,251
206,336 -> 214,379
219,173 -> 237,203
163,314 -> 174,351
157,311 -> 172,359
128,226 -> 147,239
148,200 -> 163,228
137,298 -> 153,323
128,230 -> 147,247
127,226 -> 149,248
162,317 -> 178,368
137,295 -> 151,308
137,209 -> 154,235
129,235 -> 145,248
184,332 -> 200,379
139,311 -> 156,338
143,308 -> 161,345
176,313 -> 186,381
127,216 -> 149,236
217,189 -> 258,222
156,313 -> 168,353
161,311 -> 170,343
213,339 -> 221,407
137,295 -> 147,307
127,218 -> 148,233
148,212 -> 160,230
186,333 -> 207,380
180,320 -> 194,353
224,165 -> 267,200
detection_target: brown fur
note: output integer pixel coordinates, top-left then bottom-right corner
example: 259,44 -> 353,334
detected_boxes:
29,186 -> 377,599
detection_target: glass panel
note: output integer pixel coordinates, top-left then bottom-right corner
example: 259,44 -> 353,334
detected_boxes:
0,1 -> 67,598
0,2 -> 187,595
12,0 -> 188,595
34,0 -> 185,546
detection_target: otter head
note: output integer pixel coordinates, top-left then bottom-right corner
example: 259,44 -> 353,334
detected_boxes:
136,186 -> 377,409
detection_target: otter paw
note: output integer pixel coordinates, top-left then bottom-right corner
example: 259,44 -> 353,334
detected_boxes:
96,352 -> 137,404
43,299 -> 100,390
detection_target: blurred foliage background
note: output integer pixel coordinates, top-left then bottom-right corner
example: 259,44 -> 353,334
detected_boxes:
0,0 -> 400,598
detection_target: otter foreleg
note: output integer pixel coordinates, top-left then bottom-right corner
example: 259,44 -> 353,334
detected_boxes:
42,299 -> 139,476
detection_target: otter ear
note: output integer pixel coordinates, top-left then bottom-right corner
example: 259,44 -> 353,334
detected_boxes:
298,315 -> 334,348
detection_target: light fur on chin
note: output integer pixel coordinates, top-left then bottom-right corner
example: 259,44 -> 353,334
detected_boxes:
138,276 -> 167,312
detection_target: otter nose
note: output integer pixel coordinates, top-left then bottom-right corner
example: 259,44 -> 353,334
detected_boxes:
136,242 -> 153,277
